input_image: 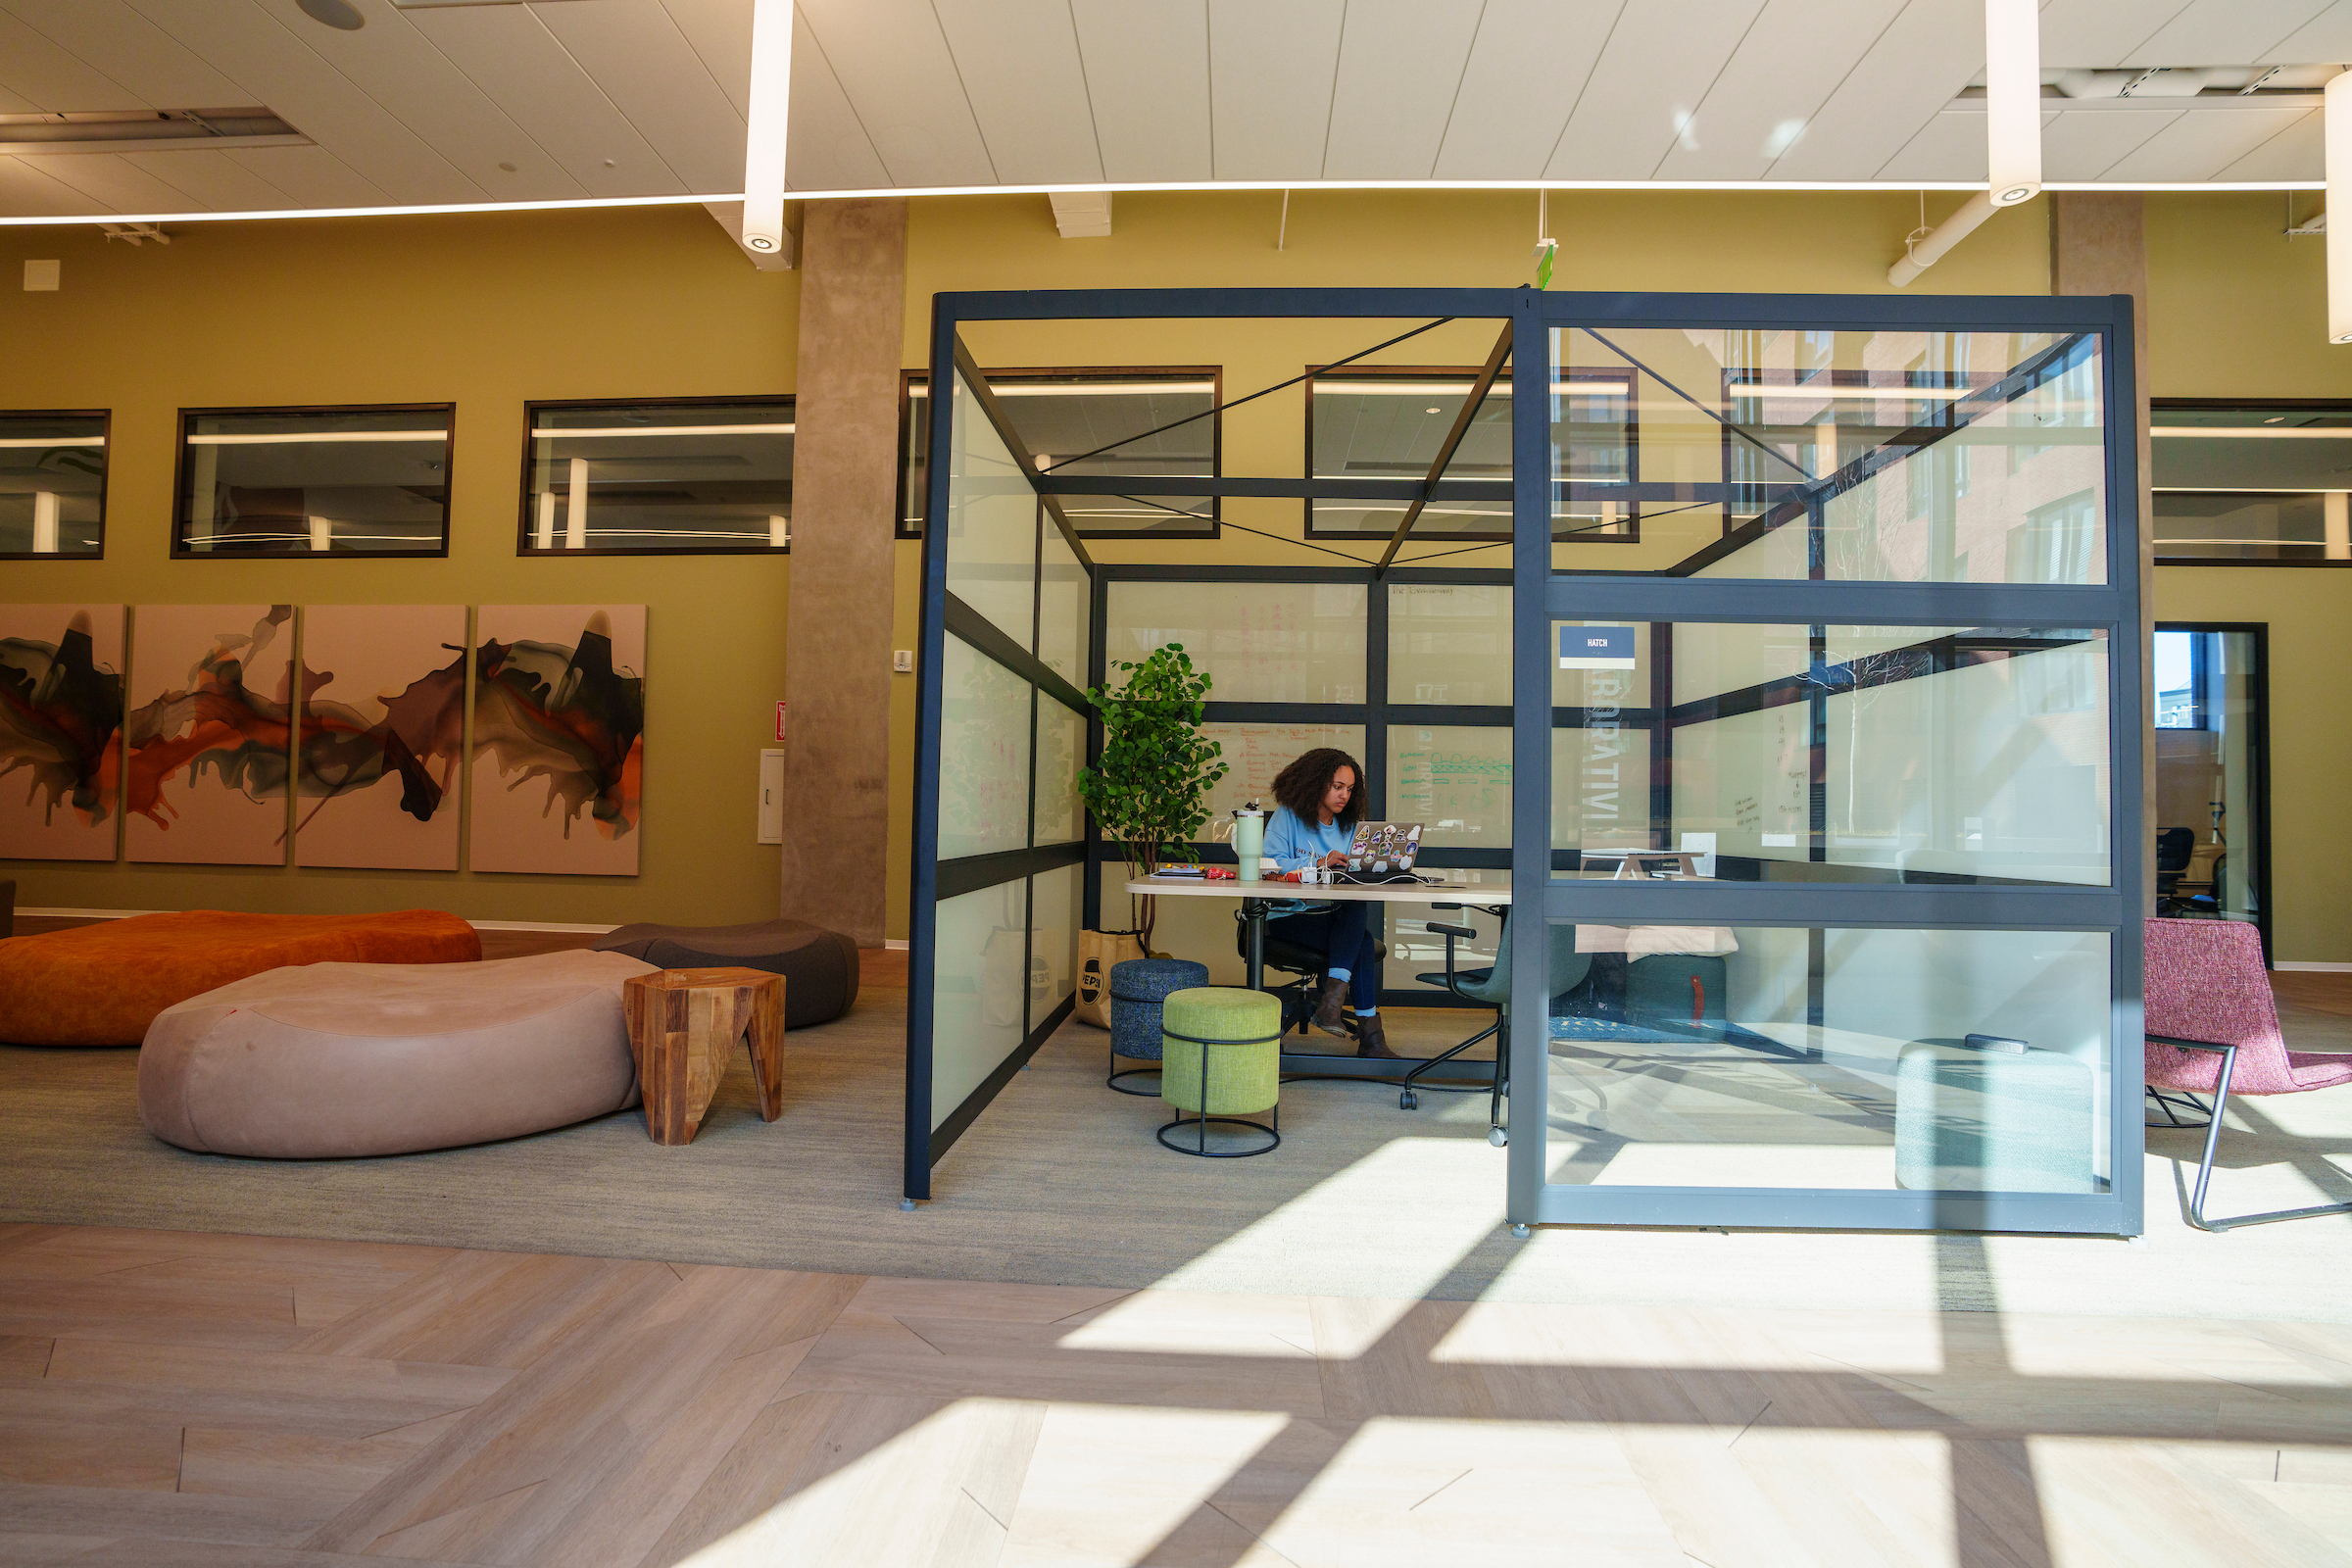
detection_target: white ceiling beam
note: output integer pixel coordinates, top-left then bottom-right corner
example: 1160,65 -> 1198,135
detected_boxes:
1047,189 -> 1109,237
705,197 -> 792,267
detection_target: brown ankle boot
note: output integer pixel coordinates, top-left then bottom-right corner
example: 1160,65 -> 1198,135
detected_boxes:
1312,975 -> 1352,1037
1354,1013 -> 1401,1059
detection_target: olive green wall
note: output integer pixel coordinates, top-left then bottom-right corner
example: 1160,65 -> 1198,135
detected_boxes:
0,205 -> 799,928
2147,194 -> 2352,963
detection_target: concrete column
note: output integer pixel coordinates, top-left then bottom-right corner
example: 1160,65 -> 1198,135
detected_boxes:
778,198 -> 907,946
2048,194 -> 2156,915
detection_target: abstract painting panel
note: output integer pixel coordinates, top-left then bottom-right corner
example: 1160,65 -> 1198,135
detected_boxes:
126,604 -> 295,865
470,605 -> 645,876
295,604 -> 466,871
0,604 -> 124,861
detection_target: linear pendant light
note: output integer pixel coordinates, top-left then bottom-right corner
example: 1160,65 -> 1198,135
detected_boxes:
2329,70 -> 2352,342
1984,0 -> 2042,207
741,0 -> 792,256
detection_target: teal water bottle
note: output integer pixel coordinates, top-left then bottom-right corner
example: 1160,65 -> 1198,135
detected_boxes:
1233,802 -> 1265,882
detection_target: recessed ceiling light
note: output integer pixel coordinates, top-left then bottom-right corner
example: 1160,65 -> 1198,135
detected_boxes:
1425,406 -> 1441,414
297,0 -> 365,30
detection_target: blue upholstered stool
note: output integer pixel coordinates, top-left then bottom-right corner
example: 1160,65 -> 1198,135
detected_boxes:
1107,957 -> 1209,1096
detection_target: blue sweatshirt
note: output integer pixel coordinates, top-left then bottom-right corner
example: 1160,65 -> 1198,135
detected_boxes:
1262,805 -> 1355,874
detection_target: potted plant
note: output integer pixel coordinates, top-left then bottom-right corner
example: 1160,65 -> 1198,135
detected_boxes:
1078,643 -> 1227,953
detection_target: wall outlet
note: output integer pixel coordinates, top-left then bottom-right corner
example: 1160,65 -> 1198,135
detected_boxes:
23,261 -> 59,292
893,650 -> 913,673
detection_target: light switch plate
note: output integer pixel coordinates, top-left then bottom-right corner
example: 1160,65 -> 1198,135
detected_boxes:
757,749 -> 785,844
23,261 -> 59,292
893,649 -> 913,673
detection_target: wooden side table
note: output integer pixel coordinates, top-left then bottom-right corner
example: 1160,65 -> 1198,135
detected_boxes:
621,967 -> 784,1146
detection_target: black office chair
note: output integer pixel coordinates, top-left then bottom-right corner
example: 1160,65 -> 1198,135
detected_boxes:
2156,827 -> 2194,913
1233,907 -> 1383,1045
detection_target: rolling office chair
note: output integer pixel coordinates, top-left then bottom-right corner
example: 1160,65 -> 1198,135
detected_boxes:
1416,910 -> 1590,1145
1233,907 -> 1385,1043
2155,827 -> 2195,913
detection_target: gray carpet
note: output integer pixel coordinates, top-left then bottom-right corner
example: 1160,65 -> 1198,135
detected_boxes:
9,989 -> 2352,1320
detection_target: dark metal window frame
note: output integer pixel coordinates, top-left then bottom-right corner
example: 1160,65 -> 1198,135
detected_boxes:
911,286 -> 2143,1241
1303,363 -> 1641,544
0,407 -> 111,563
2152,396 -> 2352,567
2153,620 -> 2272,962
171,401 -> 455,561
896,365 -> 1225,541
514,393 -> 797,558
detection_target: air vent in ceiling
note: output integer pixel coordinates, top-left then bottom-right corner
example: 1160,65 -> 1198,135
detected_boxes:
0,109 -> 307,157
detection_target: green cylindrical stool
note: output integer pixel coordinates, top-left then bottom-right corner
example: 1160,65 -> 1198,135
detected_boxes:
1158,987 -> 1283,1157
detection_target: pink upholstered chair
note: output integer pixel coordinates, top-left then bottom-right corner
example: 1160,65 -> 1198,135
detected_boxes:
2145,916 -> 2352,1231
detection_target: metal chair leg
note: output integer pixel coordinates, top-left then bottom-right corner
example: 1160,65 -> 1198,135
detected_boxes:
2179,1045 -> 2352,1231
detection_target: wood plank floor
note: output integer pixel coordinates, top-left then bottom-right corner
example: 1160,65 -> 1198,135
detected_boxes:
4,1225 -> 2351,1566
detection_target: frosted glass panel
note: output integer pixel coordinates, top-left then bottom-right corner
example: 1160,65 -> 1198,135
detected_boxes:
1390,725 -> 1510,847
939,634 -> 1031,860
946,368 -> 1038,649
1553,725 -> 1650,854
1671,623 -> 1809,707
1106,581 -> 1365,703
1669,705 -> 1812,866
931,880 -> 1029,1129
1548,923 -> 2111,1195
1826,633 -> 2109,885
1552,619 -> 1648,707
1038,521 -> 1089,685
1390,583 -> 1509,705
1030,862 -> 1082,1034
1200,722 -> 1365,824
1034,695 -> 1085,846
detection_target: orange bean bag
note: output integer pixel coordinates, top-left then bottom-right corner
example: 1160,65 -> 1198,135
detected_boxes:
0,910 -> 481,1048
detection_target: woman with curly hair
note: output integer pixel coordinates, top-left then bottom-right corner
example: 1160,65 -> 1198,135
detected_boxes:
1260,746 -> 1396,1058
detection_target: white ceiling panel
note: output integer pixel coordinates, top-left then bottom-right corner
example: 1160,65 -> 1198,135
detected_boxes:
782,9 -> 889,193
1432,0 -> 1621,181
1771,0 -> 1984,179
2265,0 -> 2352,59
1070,0 -> 1210,183
399,3 -> 684,196
126,0 -> 480,204
1206,0 -> 1344,181
1547,1 -> 1766,180
657,0 -> 753,118
799,0 -> 995,187
242,0 -> 583,202
0,10 -> 146,112
3,0 -> 245,108
1653,0 -> 1906,181
17,151 -> 204,212
2036,1 -> 2184,68
2103,105 -> 2316,179
2214,104 -> 2322,176
1874,108 -> 1993,182
2040,107 -> 2178,179
2120,0 -> 2330,66
224,143 -> 387,207
1321,0 -> 1481,181
122,146 -> 292,208
535,0 -> 746,193
0,154 -> 103,214
933,0 -> 1102,186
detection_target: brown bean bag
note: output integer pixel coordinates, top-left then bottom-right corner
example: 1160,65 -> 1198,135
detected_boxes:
0,909 -> 481,1048
139,950 -> 654,1158
592,917 -> 858,1028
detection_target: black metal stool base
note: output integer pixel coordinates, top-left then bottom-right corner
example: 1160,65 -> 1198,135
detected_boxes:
1107,1062 -> 1163,1096
1157,1111 -> 1281,1157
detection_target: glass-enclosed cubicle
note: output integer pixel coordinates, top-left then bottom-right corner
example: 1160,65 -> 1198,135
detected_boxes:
911,288 -> 2141,1235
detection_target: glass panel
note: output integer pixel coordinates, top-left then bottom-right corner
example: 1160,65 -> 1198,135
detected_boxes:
176,407 -> 450,556
944,369 -> 1038,650
1390,724 -> 1510,847
1199,722 -> 1365,824
1551,621 -> 2111,887
521,400 -> 792,554
1389,582 -> 1510,705
1037,519 -> 1089,686
1033,695 -> 1085,846
938,635 -> 1031,860
2153,404 -> 2352,562
1546,924 -> 2113,1194
1029,862 -> 1083,1034
1105,581 -> 1365,703
1552,327 -> 2106,580
0,413 -> 105,556
931,879 -> 1029,1129
906,371 -> 1218,537
2155,628 -> 2264,926
1553,724 -> 1652,857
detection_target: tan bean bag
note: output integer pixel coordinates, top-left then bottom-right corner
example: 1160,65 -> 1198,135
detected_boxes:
137,950 -> 656,1158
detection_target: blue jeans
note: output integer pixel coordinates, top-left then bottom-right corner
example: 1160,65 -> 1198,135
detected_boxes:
1269,903 -> 1380,1011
